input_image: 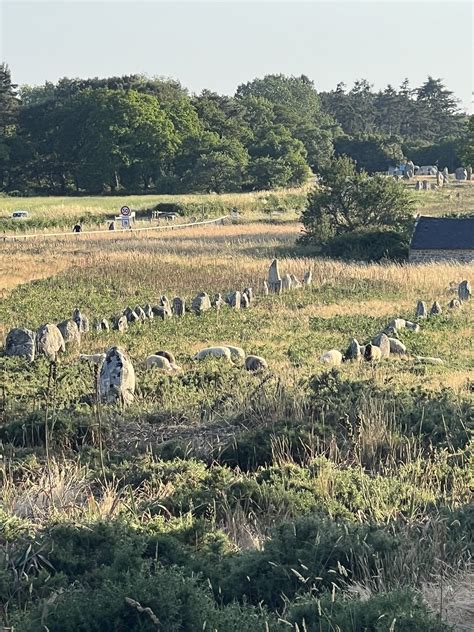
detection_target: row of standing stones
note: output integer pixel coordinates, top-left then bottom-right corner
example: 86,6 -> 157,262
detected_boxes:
321,279 -> 471,366
3,259 -> 313,406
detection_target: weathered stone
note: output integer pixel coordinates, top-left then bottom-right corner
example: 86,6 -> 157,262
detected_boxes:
36,324 -> 65,361
448,298 -> 461,309
194,346 -> 232,361
159,296 -> 171,313
415,180 -> 422,191
57,319 -> 81,347
192,292 -> 211,315
262,280 -> 269,296
345,338 -> 362,361
303,270 -> 313,286
124,307 -> 139,323
245,355 -> 268,371
5,328 -> 36,362
281,274 -> 292,290
225,346 -> 246,361
388,318 -> 406,331
243,287 -> 253,303
172,297 -> 186,317
152,306 -> 172,320
134,306 -> 147,322
430,301 -> 442,315
72,308 -> 89,333
268,259 -> 281,293
241,293 -> 250,309
372,333 -> 390,358
226,291 -> 241,310
413,356 -> 444,365
388,338 -> 407,355
458,280 -> 471,301
99,346 -> 135,406
467,166 -> 472,181
320,350 -> 343,365
143,304 -> 154,319
212,293 -> 225,310
455,167 -> 467,181
289,274 -> 302,289
405,321 -> 420,333
416,300 -> 428,318
436,171 -> 444,187
113,315 -> 128,332
364,344 -> 382,362
442,167 -> 449,182
422,180 -> 430,191
99,318 -> 110,331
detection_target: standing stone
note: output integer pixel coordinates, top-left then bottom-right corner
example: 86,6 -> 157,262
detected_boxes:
467,166 -> 472,181
442,167 -> 449,182
388,338 -> 407,355
303,270 -> 313,286
262,280 -> 269,296
172,297 -> 186,317
430,301 -> 443,315
227,291 -> 241,310
243,287 -> 253,304
415,181 -> 422,191
405,161 -> 415,178
36,324 -> 65,361
373,333 -> 391,358
124,307 -> 139,323
5,328 -> 36,362
192,292 -> 212,315
436,171 -> 443,187
152,305 -> 172,320
113,315 -> 128,332
458,280 -> 471,301
289,274 -> 302,289
422,180 -> 430,191
57,319 -> 81,347
99,346 -> 135,407
388,318 -> 406,331
143,304 -> 154,319
134,306 -> 147,322
345,338 -> 362,361
99,318 -> 110,331
212,293 -> 225,310
160,296 -> 172,313
268,259 -> 282,293
455,167 -> 467,181
416,300 -> 428,319
281,274 -> 292,290
448,298 -> 461,309
241,293 -> 250,309
72,308 -> 89,333
405,321 -> 420,333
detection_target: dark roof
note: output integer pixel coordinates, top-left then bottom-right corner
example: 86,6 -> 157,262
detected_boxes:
410,216 -> 474,250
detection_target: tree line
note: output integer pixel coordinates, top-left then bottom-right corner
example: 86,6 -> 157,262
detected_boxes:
0,64 -> 471,195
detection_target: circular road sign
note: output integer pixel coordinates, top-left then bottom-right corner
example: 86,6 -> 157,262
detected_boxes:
120,205 -> 131,217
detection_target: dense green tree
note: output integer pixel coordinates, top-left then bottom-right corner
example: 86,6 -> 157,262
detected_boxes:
0,63 -> 19,189
334,134 -> 404,173
301,156 -> 414,243
458,115 -> 474,166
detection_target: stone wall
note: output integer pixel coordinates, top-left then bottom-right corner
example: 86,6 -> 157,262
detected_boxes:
409,249 -> 474,263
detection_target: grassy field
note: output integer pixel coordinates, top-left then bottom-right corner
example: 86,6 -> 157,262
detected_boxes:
0,217 -> 473,630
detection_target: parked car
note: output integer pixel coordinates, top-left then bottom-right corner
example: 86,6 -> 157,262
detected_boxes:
11,210 -> 29,219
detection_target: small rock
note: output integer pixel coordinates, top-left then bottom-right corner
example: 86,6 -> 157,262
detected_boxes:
405,321 -> 420,333
194,346 -> 232,361
72,308 -> 89,333
388,318 -> 406,331
212,294 -> 225,310
388,338 -> 407,355
281,274 -> 292,291
243,288 -> 253,304
143,304 -> 154,319
303,270 -> 312,286
124,307 -> 139,323
152,306 -> 172,320
262,280 -> 269,296
320,350 -> 343,365
241,293 -> 250,308
226,291 -> 241,310
172,297 -> 186,317
113,315 -> 128,332
448,298 -> 461,309
458,280 -> 471,302
192,292 -> 212,315
372,333 -> 390,358
134,306 -> 147,322
245,355 -> 268,371
430,301 -> 442,315
345,338 -> 362,361
364,344 -> 382,363
413,356 -> 444,365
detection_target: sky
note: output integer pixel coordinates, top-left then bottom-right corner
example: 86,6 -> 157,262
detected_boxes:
1,0 -> 472,110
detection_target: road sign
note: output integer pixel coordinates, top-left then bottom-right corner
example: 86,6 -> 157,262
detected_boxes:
120,205 -> 131,217
121,217 -> 131,229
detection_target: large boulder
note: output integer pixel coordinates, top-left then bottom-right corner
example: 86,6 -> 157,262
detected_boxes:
36,324 -> 65,361
194,346 -> 232,361
345,338 -> 362,361
72,308 -> 89,333
5,328 -> 36,362
388,338 -> 407,355
455,167 -> 467,181
99,346 -> 135,406
57,319 -> 81,347
152,305 -> 172,320
320,350 -> 343,365
192,292 -> 211,315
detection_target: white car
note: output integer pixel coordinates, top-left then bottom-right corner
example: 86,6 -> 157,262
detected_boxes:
11,210 -> 29,219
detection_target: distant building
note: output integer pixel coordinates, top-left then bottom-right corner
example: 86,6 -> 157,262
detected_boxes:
409,216 -> 474,263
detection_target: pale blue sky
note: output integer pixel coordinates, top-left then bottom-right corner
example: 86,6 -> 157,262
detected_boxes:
1,0 -> 472,110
